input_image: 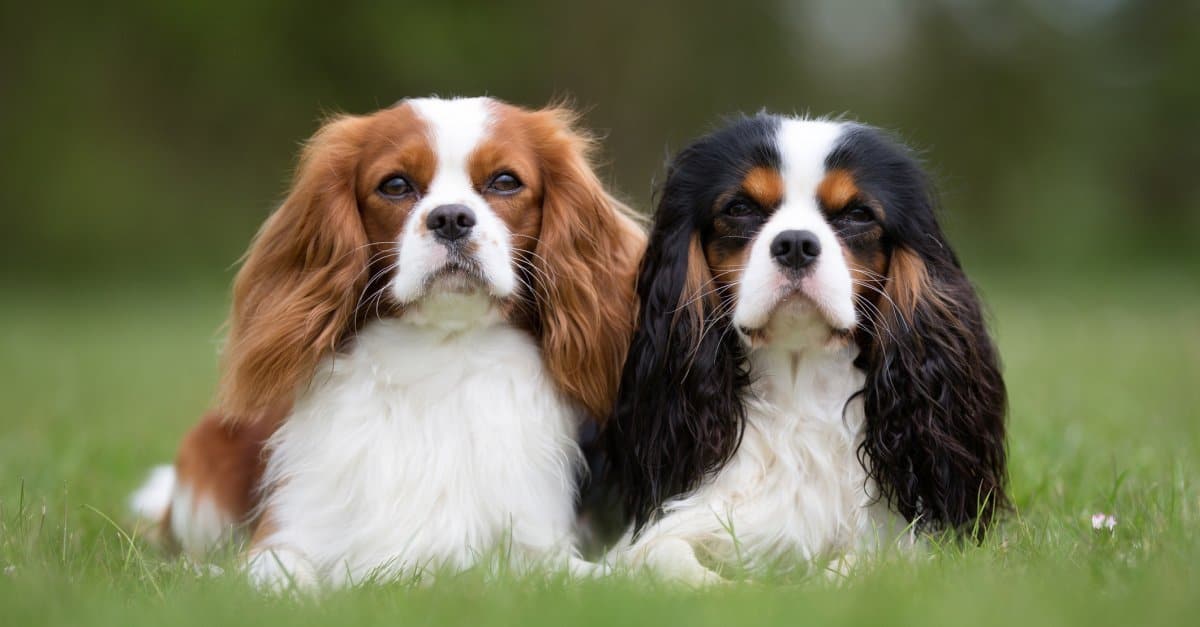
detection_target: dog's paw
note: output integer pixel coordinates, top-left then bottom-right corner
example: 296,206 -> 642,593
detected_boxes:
244,547 -> 319,595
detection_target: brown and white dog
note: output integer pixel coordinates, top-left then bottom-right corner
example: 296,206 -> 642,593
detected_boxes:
130,97 -> 644,590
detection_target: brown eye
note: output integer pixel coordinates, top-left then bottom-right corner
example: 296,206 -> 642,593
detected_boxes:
841,204 -> 875,224
378,175 -> 415,199
724,200 -> 756,218
486,172 -> 523,194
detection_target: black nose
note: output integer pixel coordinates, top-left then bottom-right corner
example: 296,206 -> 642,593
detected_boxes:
770,230 -> 821,270
426,204 -> 476,241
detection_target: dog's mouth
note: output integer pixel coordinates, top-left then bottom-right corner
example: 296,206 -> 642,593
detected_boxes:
423,259 -> 487,295
738,287 -> 854,349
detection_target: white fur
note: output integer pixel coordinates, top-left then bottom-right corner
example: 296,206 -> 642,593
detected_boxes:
131,461 -> 246,554
131,464 -> 242,555
617,341 -> 908,584
131,96 -> 596,589
169,483 -> 239,555
392,97 -> 516,304
249,293 -> 587,590
619,118 -> 912,584
130,458 -> 244,552
734,119 -> 857,333
249,98 -> 599,585
130,465 -> 175,526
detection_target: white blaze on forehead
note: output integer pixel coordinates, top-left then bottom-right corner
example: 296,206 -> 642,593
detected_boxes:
408,97 -> 494,195
733,117 -> 858,336
390,97 -> 517,309
775,118 -> 845,199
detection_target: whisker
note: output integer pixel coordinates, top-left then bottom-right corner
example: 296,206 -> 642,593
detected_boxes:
850,279 -> 910,334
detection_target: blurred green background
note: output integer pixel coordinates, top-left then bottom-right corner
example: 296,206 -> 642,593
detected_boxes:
2,2 -> 1200,624
3,0 -> 1198,281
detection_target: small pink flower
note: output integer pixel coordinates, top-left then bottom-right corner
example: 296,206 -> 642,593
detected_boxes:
1091,513 -> 1117,531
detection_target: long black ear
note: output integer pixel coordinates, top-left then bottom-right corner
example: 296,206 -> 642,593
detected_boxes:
604,191 -> 751,534
856,159 -> 1008,538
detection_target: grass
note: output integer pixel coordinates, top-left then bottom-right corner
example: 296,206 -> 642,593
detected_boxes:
1,269 -> 1197,626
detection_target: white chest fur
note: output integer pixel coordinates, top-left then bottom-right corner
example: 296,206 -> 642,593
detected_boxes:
625,343 -> 904,577
254,296 -> 582,587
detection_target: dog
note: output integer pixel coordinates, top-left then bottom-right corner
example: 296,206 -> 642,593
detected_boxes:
603,114 -> 1007,583
131,96 -> 644,590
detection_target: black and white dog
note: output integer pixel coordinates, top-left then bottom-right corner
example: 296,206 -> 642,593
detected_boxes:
603,115 -> 1007,583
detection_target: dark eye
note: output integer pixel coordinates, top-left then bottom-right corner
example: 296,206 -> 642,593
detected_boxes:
486,172 -> 523,194
724,200 -> 756,218
378,175 -> 415,199
841,203 -> 875,224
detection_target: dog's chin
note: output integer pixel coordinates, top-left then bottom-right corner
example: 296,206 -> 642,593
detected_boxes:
739,293 -> 854,351
424,265 -> 487,296
396,264 -> 510,331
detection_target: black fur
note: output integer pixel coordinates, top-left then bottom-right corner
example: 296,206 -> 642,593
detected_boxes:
832,126 -> 1009,535
605,115 -> 779,533
605,116 -> 1007,539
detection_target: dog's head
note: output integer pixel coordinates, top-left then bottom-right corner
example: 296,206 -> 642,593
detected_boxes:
220,97 -> 644,424
609,115 -> 1007,536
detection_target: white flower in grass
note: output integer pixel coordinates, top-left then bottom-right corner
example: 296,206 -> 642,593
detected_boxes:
1091,513 -> 1117,531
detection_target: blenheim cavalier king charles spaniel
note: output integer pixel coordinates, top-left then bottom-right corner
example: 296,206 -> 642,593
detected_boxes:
131,97 -> 644,589
603,115 -> 1007,584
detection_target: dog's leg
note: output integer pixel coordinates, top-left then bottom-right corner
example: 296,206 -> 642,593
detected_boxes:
635,536 -> 726,586
131,412 -> 278,555
244,546 -> 320,594
566,555 -> 610,578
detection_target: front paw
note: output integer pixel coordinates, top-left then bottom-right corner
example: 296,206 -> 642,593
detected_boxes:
244,547 -> 319,594
679,563 -> 729,588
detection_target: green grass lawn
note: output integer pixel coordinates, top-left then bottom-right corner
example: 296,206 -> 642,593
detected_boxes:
2,270 -> 1197,626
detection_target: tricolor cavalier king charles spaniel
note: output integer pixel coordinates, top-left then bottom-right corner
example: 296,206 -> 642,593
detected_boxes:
603,114 -> 1007,583
131,97 -> 644,589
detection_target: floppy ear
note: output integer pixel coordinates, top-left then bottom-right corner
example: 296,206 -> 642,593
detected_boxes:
218,114 -> 370,423
604,184 -> 751,533
529,108 -> 646,422
858,230 -> 1008,537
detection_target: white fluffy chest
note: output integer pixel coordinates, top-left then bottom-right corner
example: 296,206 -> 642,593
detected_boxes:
259,312 -> 582,584
643,346 -> 897,570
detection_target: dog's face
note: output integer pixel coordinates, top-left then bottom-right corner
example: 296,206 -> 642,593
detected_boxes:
697,120 -> 869,348
354,98 -> 547,309
219,97 -> 644,423
675,118 -> 930,351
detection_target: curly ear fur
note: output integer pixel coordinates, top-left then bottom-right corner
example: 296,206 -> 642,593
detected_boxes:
858,239 -> 1008,537
218,115 -> 369,423
605,198 -> 751,534
528,108 -> 645,422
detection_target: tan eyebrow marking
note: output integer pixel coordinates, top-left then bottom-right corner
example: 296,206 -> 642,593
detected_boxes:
741,166 -> 784,208
817,169 -> 860,210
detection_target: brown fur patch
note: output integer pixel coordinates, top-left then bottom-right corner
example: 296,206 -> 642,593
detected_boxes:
468,104 -> 547,261
704,237 -> 750,293
356,104 -> 436,246
248,507 -> 278,550
218,100 -> 645,425
675,235 -> 716,329
170,410 -> 282,548
482,103 -> 645,422
884,246 -> 970,341
817,169 -> 860,211
218,108 -> 435,423
742,166 -> 784,208
886,247 -> 931,321
163,99 -> 646,556
846,246 -> 889,301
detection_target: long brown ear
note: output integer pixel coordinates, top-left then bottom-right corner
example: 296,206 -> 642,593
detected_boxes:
530,108 -> 646,423
218,114 -> 370,423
